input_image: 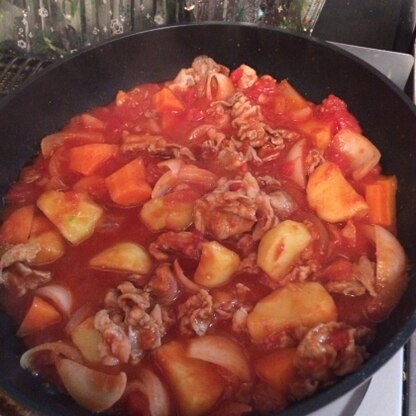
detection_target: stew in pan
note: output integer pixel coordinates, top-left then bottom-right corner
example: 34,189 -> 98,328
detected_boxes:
0,56 -> 408,415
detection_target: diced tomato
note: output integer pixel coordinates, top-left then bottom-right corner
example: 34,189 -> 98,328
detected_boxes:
114,84 -> 160,122
318,95 -> 361,133
230,67 -> 244,84
246,76 -> 278,102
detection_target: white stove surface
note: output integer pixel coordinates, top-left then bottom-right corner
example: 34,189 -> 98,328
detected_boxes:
307,350 -> 403,416
355,350 -> 403,416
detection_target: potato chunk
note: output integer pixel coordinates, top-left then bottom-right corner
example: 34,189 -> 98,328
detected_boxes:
257,220 -> 311,281
140,195 -> 194,231
155,340 -> 225,416
89,242 -> 152,274
71,317 -> 103,363
247,282 -> 337,343
298,119 -> 332,150
193,241 -> 240,288
29,230 -> 66,265
37,190 -> 103,245
255,348 -> 297,395
306,162 -> 368,223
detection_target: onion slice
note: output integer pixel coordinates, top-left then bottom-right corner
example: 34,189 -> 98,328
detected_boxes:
126,369 -> 171,416
186,335 -> 251,382
65,302 -> 96,334
56,358 -> 127,412
187,124 -> 216,143
363,224 -> 407,321
41,131 -> 104,157
20,341 -> 83,371
285,138 -> 307,188
35,284 -> 73,317
152,160 -> 218,198
173,260 -> 204,293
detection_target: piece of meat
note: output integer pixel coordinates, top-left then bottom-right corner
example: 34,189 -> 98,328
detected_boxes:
169,55 -> 229,96
94,309 -> 132,365
212,283 -> 253,334
306,148 -> 325,175
194,173 -> 278,241
148,231 -> 204,261
232,307 -> 249,334
324,256 -> 377,297
0,242 -> 51,295
199,94 -> 296,169
294,322 -> 373,382
145,263 -> 179,305
234,64 -> 258,90
3,263 -> 52,296
95,281 -> 173,365
230,92 -> 289,155
177,289 -> 214,336
268,190 -> 297,219
0,242 -> 41,281
121,132 -> 196,161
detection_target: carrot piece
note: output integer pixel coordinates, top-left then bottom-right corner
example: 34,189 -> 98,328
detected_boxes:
105,158 -> 152,206
17,296 -> 62,337
365,175 -> 397,228
255,348 -> 297,395
0,205 -> 35,244
68,143 -> 119,175
152,87 -> 185,112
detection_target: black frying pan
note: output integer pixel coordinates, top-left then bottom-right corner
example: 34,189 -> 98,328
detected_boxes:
1,23 -> 416,416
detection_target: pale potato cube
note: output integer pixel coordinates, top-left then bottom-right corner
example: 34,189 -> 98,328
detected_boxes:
257,220 -> 312,281
89,242 -> 152,274
71,317 -> 103,363
297,119 -> 332,150
193,241 -> 240,288
155,340 -> 225,416
247,282 -> 337,343
255,348 -> 297,395
140,196 -> 193,231
332,128 -> 381,180
29,230 -> 66,265
37,190 -> 103,245
306,162 -> 369,223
